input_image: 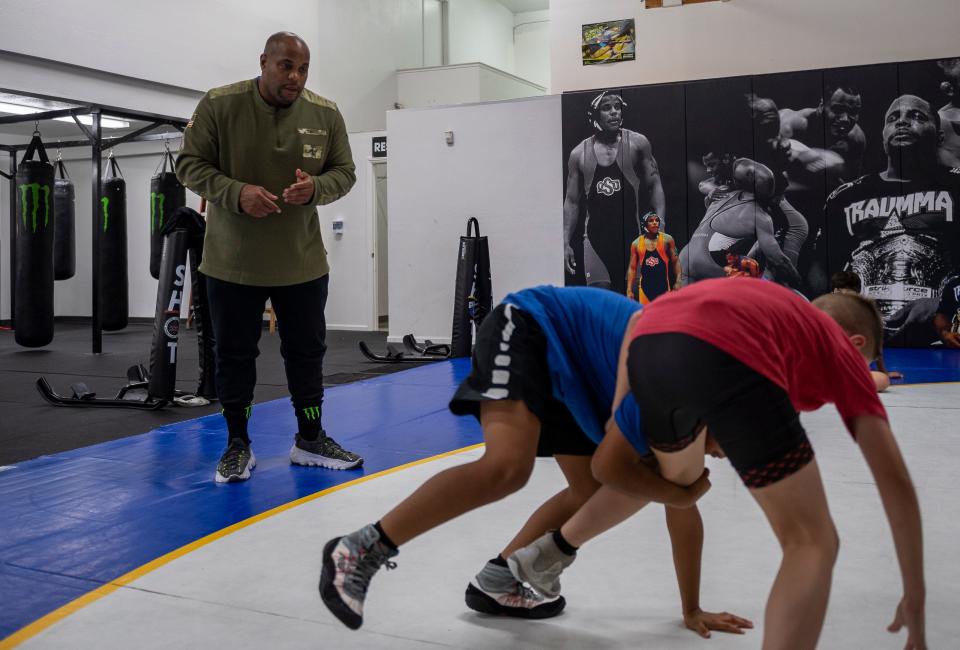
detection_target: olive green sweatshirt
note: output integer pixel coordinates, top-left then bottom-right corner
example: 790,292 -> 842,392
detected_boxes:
176,79 -> 356,286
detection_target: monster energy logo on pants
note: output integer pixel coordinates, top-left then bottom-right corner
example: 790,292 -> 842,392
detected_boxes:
19,183 -> 51,233
302,406 -> 321,421
150,192 -> 166,233
101,196 -> 110,232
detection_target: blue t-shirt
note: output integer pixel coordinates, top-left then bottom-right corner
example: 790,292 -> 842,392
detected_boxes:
503,285 -> 650,455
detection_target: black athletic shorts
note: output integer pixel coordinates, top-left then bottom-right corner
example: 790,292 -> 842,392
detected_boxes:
627,333 -> 812,488
449,303 -> 598,457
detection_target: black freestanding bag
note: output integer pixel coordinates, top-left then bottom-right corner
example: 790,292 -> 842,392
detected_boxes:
14,134 -> 55,347
148,208 -> 215,401
449,217 -> 492,358
53,159 -> 76,280
149,150 -> 186,279
99,155 -> 128,331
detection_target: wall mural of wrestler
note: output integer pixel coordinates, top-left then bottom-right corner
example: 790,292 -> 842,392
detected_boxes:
561,84 -> 686,300
560,56 -> 960,347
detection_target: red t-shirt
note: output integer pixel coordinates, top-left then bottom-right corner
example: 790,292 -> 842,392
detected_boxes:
632,278 -> 887,433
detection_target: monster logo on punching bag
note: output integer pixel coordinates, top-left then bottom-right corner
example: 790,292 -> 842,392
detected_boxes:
99,153 -> 129,331
53,158 -> 76,280
14,133 -> 56,347
149,148 -> 186,279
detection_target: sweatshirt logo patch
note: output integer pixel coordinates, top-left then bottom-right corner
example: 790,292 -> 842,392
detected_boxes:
298,128 -> 328,136
303,144 -> 324,159
186,113 -> 197,128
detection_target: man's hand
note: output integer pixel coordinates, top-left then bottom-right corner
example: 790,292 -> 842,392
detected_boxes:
669,468 -> 711,509
564,243 -> 577,275
239,184 -> 281,218
283,168 -> 315,205
683,608 -> 754,638
888,595 -> 926,650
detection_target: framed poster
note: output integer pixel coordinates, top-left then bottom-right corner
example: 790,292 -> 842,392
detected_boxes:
581,19 -> 635,66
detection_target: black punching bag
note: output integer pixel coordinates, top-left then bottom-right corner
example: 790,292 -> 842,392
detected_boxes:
450,218 -> 492,358
14,134 -> 55,347
148,228 -> 190,401
53,159 -> 76,280
149,150 -> 185,279
99,154 -> 128,331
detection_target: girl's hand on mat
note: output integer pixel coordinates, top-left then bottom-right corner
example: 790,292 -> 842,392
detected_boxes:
887,595 -> 926,650
683,608 -> 754,638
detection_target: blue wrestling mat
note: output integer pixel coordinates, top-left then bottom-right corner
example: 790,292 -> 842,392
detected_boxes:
0,359 -> 477,641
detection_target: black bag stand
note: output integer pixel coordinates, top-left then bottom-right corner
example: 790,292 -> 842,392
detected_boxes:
359,217 -> 490,363
36,208 -> 217,410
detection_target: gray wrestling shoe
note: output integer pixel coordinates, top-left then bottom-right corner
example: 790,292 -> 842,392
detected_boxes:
465,560 -> 566,618
320,524 -> 397,630
507,532 -> 576,599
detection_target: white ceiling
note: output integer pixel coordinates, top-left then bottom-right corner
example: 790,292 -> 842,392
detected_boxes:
497,0 -> 549,14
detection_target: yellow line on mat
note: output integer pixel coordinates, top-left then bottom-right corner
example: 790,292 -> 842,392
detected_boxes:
0,443 -> 485,649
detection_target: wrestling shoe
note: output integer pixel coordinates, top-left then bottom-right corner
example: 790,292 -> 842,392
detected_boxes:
214,439 -> 256,483
465,560 -> 566,618
320,524 -> 397,630
507,532 -> 576,599
290,433 -> 363,469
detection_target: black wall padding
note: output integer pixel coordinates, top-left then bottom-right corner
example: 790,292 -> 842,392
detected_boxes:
149,151 -> 186,279
99,156 -> 128,331
450,217 -> 492,358
14,135 -> 55,347
53,160 -> 76,280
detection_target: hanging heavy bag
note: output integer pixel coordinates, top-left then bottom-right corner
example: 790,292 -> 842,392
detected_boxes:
14,133 -> 56,347
99,154 -> 128,331
53,158 -> 76,280
450,217 -> 492,358
149,149 -> 186,279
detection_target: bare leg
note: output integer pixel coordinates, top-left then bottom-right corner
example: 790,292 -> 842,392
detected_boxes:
560,485 -> 652,547
750,460 -> 838,650
499,455 -> 598,558
379,400 -> 539,546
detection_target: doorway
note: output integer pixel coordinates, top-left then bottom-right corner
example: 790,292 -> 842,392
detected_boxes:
372,161 -> 388,331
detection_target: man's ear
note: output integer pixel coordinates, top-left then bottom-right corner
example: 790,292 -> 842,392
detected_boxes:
849,333 -> 867,352
259,54 -> 267,70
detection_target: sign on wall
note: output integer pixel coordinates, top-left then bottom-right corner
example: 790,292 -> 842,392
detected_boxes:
372,136 -> 387,158
581,19 -> 635,66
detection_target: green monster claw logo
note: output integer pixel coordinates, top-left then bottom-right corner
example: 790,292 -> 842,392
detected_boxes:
19,183 -> 51,233
219,406 -> 253,419
302,406 -> 321,421
151,192 -> 166,233
101,196 -> 110,232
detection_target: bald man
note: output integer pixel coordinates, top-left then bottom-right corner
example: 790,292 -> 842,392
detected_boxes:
823,94 -> 960,346
178,32 -> 362,483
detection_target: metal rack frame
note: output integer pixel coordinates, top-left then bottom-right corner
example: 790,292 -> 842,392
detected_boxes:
0,88 -> 187,353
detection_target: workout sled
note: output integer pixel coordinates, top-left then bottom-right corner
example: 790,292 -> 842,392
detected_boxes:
358,334 -> 451,363
36,365 -> 167,410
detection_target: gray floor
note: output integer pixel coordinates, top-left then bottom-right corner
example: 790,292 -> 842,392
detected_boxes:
15,383 -> 960,649
0,321 -> 410,465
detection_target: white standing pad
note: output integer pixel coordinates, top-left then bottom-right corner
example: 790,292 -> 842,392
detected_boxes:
18,384 -> 959,649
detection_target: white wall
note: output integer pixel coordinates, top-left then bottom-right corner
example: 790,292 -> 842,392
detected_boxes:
399,62 -> 544,108
0,0 -> 439,132
319,131 -> 386,331
550,0 -> 960,92
514,10 -> 551,90
386,95 -> 562,342
448,0 -> 516,73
